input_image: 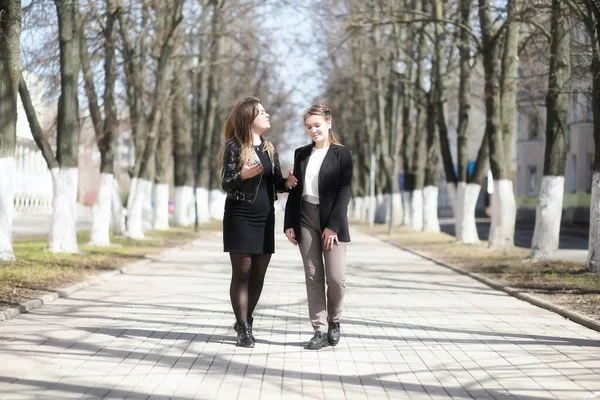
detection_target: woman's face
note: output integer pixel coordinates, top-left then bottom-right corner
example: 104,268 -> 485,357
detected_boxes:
304,114 -> 331,145
251,103 -> 270,134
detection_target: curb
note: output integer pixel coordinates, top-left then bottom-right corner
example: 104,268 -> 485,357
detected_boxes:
377,237 -> 600,333
0,258 -> 150,322
0,238 -> 201,323
0,235 -> 219,322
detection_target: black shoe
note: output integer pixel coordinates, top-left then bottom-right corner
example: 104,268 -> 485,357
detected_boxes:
234,315 -> 254,339
306,331 -> 328,350
236,322 -> 255,348
328,322 -> 340,346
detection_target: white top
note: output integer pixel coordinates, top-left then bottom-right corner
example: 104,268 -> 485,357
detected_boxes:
302,147 -> 329,204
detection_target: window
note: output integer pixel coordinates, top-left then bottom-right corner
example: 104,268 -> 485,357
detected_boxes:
528,112 -> 539,139
584,93 -> 593,122
570,154 -> 577,193
527,166 -> 538,195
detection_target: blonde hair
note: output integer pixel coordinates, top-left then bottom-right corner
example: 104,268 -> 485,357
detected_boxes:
303,104 -> 340,145
218,96 -> 274,168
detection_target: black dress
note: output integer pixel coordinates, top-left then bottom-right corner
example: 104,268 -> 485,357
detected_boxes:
223,145 -> 275,254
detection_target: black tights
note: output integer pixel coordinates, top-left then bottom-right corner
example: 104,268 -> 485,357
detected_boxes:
229,253 -> 272,324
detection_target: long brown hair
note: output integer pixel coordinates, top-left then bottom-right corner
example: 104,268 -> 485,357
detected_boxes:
218,96 -> 275,168
303,104 -> 341,145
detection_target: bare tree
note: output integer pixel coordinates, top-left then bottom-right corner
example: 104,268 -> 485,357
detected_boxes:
479,0 -> 520,249
79,0 -> 120,245
530,0 -> 571,260
0,0 -> 21,261
118,0 -> 182,238
564,0 -> 600,271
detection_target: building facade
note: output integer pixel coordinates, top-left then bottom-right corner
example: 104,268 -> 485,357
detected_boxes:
515,87 -> 593,225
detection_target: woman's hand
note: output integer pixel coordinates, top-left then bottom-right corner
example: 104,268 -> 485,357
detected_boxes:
287,171 -> 298,189
285,228 -> 298,246
321,228 -> 338,251
241,161 -> 263,180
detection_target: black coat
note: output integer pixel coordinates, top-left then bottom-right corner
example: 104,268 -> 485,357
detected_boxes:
284,143 -> 353,242
221,138 -> 287,203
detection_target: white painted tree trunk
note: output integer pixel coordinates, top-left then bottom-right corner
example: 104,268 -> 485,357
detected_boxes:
142,183 -> 155,230
402,190 -> 412,226
455,182 -> 466,241
586,172 -> 600,272
423,186 -> 440,233
530,176 -> 564,260
126,178 -> 151,239
375,193 -> 387,224
352,197 -> 362,220
362,196 -> 370,223
410,189 -> 424,231
173,185 -> 194,227
446,183 -> 458,237
89,173 -> 114,246
488,179 -> 516,249
153,183 -> 170,230
197,187 -> 211,224
0,157 -> 15,261
48,167 -> 80,253
461,183 -> 481,244
111,179 -> 125,235
210,189 -> 226,221
126,177 -> 138,213
391,192 -> 403,226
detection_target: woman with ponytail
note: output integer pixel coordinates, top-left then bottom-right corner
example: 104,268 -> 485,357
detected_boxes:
284,105 -> 353,350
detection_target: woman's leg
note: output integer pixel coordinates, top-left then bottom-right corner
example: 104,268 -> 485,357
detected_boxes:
323,242 -> 347,323
298,203 -> 327,333
229,253 -> 252,323
247,253 -> 272,319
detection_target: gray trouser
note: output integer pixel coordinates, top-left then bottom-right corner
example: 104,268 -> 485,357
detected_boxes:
299,201 -> 347,333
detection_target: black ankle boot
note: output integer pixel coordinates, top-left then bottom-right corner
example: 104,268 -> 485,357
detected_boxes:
248,315 -> 254,340
234,315 -> 254,337
306,331 -> 328,350
328,322 -> 340,346
236,322 -> 254,348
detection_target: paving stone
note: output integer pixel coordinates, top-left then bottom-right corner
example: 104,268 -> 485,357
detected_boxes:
0,223 -> 598,399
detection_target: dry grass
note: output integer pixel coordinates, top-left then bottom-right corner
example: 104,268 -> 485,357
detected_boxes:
356,223 -> 600,322
0,221 -> 222,311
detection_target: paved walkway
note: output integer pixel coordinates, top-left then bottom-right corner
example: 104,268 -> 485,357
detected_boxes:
0,221 -> 599,399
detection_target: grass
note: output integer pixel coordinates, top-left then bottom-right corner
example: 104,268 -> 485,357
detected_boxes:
355,223 -> 600,322
0,221 -> 222,311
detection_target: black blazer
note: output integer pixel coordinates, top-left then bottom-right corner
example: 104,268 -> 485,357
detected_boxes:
284,143 -> 353,242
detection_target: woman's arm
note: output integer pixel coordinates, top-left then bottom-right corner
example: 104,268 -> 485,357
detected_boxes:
326,147 -> 353,233
283,148 -> 302,232
272,146 -> 289,193
221,141 -> 243,193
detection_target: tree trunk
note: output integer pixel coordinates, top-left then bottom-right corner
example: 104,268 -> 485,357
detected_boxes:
586,5 -> 600,271
51,0 -> 81,253
82,0 -> 119,245
531,0 -> 570,260
172,69 -> 194,227
401,50 -> 415,227
154,103 -> 173,230
196,0 -> 222,224
126,1 -> 182,238
479,0 -> 518,249
0,0 -> 21,261
455,0 -> 479,244
410,0 -> 429,231
424,91 -> 441,233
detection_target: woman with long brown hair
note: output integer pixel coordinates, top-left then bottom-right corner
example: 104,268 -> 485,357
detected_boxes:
284,105 -> 353,350
219,96 -> 295,348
